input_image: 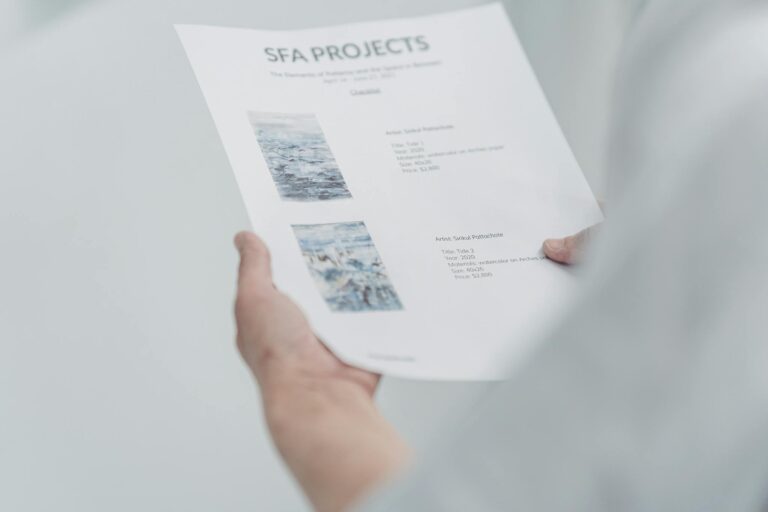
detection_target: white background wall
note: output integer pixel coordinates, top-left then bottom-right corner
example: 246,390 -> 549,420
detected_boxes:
0,1 -> 627,510
0,0 -> 90,48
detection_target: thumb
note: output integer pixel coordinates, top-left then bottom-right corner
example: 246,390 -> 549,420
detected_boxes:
234,231 -> 273,296
543,226 -> 595,265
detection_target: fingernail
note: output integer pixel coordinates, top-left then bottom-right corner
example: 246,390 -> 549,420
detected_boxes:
544,238 -> 564,252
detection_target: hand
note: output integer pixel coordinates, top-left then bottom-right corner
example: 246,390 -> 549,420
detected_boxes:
234,232 -> 409,512
542,225 -> 599,265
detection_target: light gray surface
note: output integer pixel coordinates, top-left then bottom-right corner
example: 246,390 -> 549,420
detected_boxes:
0,1 -> 625,510
0,0 -> 95,49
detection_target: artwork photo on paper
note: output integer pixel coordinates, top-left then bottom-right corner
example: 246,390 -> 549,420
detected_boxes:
292,221 -> 403,312
249,111 -> 353,201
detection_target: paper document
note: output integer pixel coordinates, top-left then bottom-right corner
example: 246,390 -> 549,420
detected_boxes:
176,3 -> 603,379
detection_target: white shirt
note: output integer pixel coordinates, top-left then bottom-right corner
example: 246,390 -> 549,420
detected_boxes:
363,0 -> 768,509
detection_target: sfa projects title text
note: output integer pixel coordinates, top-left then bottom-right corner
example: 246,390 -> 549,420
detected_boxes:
265,36 -> 430,63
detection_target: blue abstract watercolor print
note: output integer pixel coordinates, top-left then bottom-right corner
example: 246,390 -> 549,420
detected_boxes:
292,222 -> 403,312
249,112 -> 352,201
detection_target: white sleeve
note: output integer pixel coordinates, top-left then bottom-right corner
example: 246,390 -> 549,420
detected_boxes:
361,3 -> 768,511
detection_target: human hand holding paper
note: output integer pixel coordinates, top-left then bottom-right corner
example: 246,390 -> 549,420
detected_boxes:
233,231 -> 409,512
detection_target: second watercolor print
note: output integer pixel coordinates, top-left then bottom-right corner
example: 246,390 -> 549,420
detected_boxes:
292,222 -> 403,312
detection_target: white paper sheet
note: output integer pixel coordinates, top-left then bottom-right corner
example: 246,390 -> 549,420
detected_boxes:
176,3 -> 603,380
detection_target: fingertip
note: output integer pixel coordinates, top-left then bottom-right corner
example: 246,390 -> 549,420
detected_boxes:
235,232 -> 271,260
235,232 -> 273,287
234,231 -> 255,252
543,238 -> 563,254
543,238 -> 569,263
